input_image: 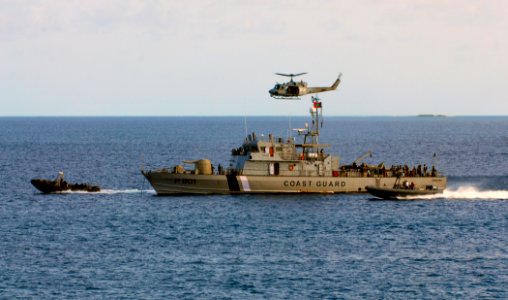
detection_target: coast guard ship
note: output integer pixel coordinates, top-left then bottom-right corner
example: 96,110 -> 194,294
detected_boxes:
142,76 -> 447,195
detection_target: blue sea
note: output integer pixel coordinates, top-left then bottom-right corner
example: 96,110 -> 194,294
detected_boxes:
1,116 -> 508,299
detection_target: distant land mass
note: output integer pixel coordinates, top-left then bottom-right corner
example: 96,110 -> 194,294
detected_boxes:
417,114 -> 447,117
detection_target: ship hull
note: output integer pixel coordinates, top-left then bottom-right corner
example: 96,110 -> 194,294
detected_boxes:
366,186 -> 443,200
31,178 -> 101,194
142,171 -> 447,195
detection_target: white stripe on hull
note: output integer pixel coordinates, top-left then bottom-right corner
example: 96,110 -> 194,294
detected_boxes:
239,176 -> 251,192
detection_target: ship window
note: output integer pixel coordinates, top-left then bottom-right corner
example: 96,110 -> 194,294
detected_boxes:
274,163 -> 280,175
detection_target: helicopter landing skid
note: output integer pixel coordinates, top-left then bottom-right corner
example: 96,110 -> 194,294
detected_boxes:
271,96 -> 301,100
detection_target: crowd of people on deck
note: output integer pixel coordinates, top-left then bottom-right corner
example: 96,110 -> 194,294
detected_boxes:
343,163 -> 438,177
388,164 -> 437,177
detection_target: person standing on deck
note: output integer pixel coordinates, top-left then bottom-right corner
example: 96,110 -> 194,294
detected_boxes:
55,171 -> 64,187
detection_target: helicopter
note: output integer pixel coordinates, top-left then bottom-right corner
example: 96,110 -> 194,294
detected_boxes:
269,72 -> 342,99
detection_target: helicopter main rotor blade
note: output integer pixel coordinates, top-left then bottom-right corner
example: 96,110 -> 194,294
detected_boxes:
292,72 -> 307,77
275,72 -> 307,77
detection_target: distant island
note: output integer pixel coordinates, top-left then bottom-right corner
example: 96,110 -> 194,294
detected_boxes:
417,114 -> 447,117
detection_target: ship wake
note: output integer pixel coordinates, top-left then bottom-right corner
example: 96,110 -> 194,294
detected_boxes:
406,186 -> 508,200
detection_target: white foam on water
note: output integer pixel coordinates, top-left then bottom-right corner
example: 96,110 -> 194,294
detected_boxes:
55,186 -> 508,199
98,189 -> 156,195
404,186 -> 508,200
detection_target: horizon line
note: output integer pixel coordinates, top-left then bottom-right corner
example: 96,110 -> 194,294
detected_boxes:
1,114 -> 507,118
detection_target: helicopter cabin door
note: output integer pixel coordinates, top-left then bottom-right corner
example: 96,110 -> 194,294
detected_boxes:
287,86 -> 300,96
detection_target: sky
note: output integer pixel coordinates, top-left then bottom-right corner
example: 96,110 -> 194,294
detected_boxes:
1,0 -> 507,116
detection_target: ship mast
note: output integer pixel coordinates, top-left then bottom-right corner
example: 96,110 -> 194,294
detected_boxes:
303,96 -> 323,157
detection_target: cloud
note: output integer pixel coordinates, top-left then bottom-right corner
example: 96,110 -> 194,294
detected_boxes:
1,0 -> 507,115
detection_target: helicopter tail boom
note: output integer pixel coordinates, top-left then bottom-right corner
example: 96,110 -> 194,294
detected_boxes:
306,73 -> 342,95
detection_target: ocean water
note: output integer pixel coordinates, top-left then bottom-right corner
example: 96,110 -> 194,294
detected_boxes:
1,116 -> 508,299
